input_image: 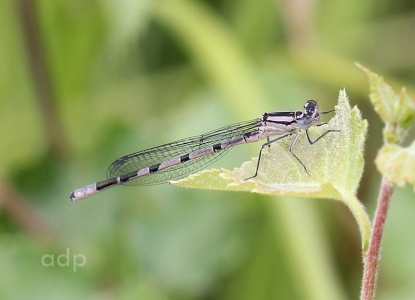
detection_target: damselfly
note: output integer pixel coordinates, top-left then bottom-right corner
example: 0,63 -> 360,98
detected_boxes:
70,100 -> 338,201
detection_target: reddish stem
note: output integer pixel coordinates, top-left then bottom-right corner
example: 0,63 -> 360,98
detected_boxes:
361,179 -> 394,300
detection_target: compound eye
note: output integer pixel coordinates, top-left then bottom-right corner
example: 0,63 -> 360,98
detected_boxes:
304,100 -> 317,117
304,100 -> 317,110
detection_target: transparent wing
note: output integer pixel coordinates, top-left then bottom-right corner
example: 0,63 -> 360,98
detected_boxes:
107,119 -> 260,185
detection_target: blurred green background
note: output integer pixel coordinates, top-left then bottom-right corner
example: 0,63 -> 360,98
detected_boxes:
1,0 -> 415,299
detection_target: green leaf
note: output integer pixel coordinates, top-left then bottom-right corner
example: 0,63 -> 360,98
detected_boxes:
376,141 -> 415,189
357,63 -> 415,144
172,90 -> 371,249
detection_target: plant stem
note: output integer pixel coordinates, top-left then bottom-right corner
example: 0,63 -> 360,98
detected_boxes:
361,179 -> 394,300
16,0 -> 69,158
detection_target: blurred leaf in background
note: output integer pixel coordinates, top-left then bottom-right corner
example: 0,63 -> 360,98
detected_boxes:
1,0 -> 415,299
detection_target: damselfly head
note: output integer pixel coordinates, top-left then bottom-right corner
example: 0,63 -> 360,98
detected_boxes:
296,100 -> 321,129
304,100 -> 318,118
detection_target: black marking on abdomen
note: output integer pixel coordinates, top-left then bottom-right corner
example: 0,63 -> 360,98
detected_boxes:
97,178 -> 118,191
180,154 -> 190,162
149,163 -> 161,173
120,173 -> 134,183
213,143 -> 222,152
243,130 -> 257,141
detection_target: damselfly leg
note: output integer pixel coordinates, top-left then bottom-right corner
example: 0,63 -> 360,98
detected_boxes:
245,132 -> 294,180
246,109 -> 340,180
